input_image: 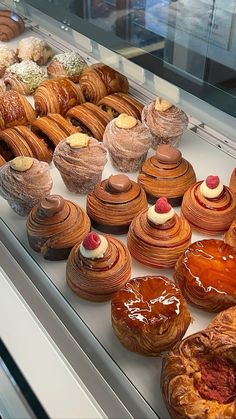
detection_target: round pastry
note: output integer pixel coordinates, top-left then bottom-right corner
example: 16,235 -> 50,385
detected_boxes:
87,174 -> 147,234
142,97 -> 188,149
127,197 -> 192,268
224,219 -> 236,248
47,52 -> 88,82
0,91 -> 36,130
66,232 -> 132,301
0,155 -> 6,167
98,92 -> 144,120
112,275 -> 191,356
53,133 -> 107,194
229,168 -> 236,193
27,195 -> 91,260
138,144 -> 196,205
4,60 -> 47,95
0,156 -> 52,216
0,10 -> 25,41
103,114 -> 152,172
174,239 -> 236,312
17,37 -> 53,65
0,45 -> 17,77
181,175 -> 236,235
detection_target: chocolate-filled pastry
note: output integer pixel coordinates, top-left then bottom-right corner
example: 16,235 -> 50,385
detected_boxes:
112,276 -> 191,356
98,93 -> 143,120
27,195 -> 91,260
66,232 -> 131,302
17,37 -> 52,65
87,174 -> 147,234
34,78 -> 85,116
127,197 -> 192,269
0,45 -> 17,77
229,168 -> 236,193
47,52 -> 88,82
0,10 -> 25,41
0,126 -> 52,163
31,113 -> 79,151
0,91 -> 36,130
4,60 -> 47,95
138,144 -> 196,205
79,63 -> 129,103
66,102 -> 112,141
174,239 -> 236,312
224,219 -> 236,248
181,175 -> 236,235
0,155 -> 6,167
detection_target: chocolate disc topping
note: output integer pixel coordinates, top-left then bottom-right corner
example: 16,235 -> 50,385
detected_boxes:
156,144 -> 182,164
39,195 -> 65,217
107,174 -> 132,193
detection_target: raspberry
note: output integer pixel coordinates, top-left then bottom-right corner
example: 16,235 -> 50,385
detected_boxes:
83,232 -> 101,250
155,197 -> 172,213
206,175 -> 220,189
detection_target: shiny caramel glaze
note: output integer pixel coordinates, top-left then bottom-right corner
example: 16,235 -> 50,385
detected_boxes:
0,11 -> 24,41
0,91 -> 36,130
224,219 -> 236,248
66,235 -> 131,302
127,209 -> 192,269
174,239 -> 236,312
229,168 -> 236,193
181,181 -> 236,235
98,92 -> 143,120
112,275 -> 190,356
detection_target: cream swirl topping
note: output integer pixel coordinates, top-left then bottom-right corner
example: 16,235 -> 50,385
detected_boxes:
80,235 -> 108,259
200,180 -> 224,199
148,205 -> 175,225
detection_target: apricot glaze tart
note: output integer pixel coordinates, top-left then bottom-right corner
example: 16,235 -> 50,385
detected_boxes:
174,239 -> 236,312
127,197 -> 192,269
111,275 -> 191,356
181,175 -> 236,235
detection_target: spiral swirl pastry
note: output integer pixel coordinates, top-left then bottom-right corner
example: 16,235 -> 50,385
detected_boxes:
34,78 -> 85,116
0,10 -> 25,41
98,92 -> 143,120
224,220 -> 236,248
87,174 -> 147,234
17,37 -> 52,65
47,52 -> 88,82
67,102 -> 112,141
229,168 -> 236,193
112,275 -> 190,356
174,239 -> 236,312
0,91 -> 36,130
4,60 -> 48,95
181,181 -> 236,235
66,235 -> 131,302
27,195 -> 91,260
79,63 -> 129,104
0,45 -> 17,77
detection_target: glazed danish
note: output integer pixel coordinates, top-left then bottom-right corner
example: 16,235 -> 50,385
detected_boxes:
0,91 -> 36,130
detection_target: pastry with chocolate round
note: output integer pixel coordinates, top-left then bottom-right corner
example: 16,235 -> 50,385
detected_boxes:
0,45 -> 17,77
53,133 -> 107,194
224,219 -> 236,248
174,239 -> 236,312
127,197 -> 192,269
47,52 -> 88,82
66,232 -> 131,302
0,91 -> 36,130
103,114 -> 152,172
229,168 -> 236,193
181,175 -> 236,235
0,156 -> 52,216
142,97 -> 188,149
17,37 -> 52,65
87,174 -> 147,234
27,195 -> 91,260
4,60 -> 47,95
98,92 -> 143,120
112,275 -> 190,356
0,10 -> 25,41
138,144 -> 196,205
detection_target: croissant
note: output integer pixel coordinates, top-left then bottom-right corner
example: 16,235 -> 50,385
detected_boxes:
0,45 -> 17,77
79,63 -> 129,103
47,52 -> 88,82
66,102 -> 112,141
98,93 -> 143,119
224,219 -> 236,248
229,168 -> 236,193
0,154 -> 6,167
34,78 -> 85,116
17,37 -> 52,65
0,10 -> 25,41
4,60 -> 47,95
0,91 -> 36,130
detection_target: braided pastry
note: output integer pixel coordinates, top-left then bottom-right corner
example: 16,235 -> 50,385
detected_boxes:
0,10 -> 24,41
0,91 -> 36,130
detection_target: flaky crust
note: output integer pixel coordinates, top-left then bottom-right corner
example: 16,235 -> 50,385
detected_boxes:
0,10 -> 25,41
0,91 -> 36,130
98,93 -> 144,119
229,169 -> 236,193
4,60 -> 47,95
224,219 -> 236,248
47,52 -> 88,82
17,36 -> 52,65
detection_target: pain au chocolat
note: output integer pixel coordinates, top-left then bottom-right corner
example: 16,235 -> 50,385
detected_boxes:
0,91 -> 36,130
27,195 -> 91,260
127,197 -> 191,269
98,92 -> 143,120
174,239 -> 236,312
138,144 -> 196,205
0,10 -> 25,41
181,175 -> 236,235
87,174 -> 147,234
66,232 -> 131,302
112,275 -> 190,356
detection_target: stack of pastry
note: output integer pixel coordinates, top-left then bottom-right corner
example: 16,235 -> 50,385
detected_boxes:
98,92 -> 143,119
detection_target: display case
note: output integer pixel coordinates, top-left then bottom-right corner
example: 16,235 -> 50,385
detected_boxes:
0,1 -> 235,419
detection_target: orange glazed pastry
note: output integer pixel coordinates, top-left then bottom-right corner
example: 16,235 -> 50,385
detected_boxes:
229,168 -> 236,193
66,232 -> 131,302
174,239 -> 236,312
98,92 -> 143,120
87,174 -> 147,234
182,175 -> 236,235
27,195 -> 91,260
138,144 -> 196,205
112,275 -> 190,356
0,91 -> 36,130
127,197 -> 192,269
224,219 -> 236,248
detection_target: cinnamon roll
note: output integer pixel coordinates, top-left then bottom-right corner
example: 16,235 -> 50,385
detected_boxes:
224,219 -> 236,248
181,175 -> 236,235
87,174 -> 147,234
0,155 -> 6,167
79,63 -> 129,103
0,45 -> 17,77
174,239 -> 236,312
138,144 -> 196,205
98,93 -> 143,120
34,78 -> 85,116
47,52 -> 88,82
4,60 -> 47,95
27,195 -> 91,260
112,275 -> 191,356
229,168 -> 236,193
0,10 -> 25,41
127,197 -> 192,269
66,102 -> 112,141
17,37 -> 52,65
66,232 -> 131,302
0,91 -> 36,130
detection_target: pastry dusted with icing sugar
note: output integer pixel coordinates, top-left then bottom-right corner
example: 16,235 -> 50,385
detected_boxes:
0,45 -> 17,77
47,52 -> 88,82
4,60 -> 47,95
17,36 -> 53,65
66,232 -> 132,301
